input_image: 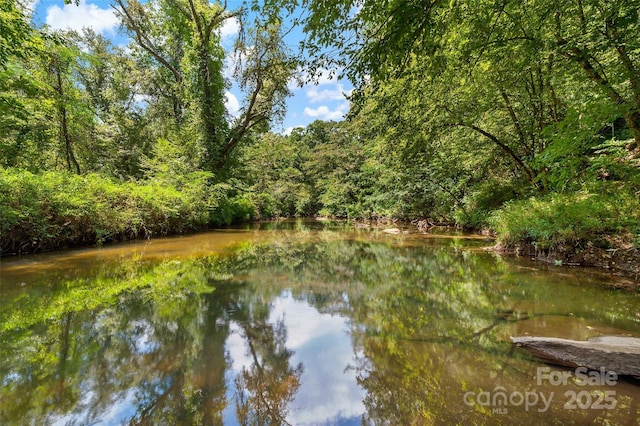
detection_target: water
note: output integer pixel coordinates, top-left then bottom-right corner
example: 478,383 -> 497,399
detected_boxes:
1,219 -> 639,424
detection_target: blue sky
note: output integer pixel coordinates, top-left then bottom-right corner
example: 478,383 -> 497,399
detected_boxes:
27,0 -> 353,134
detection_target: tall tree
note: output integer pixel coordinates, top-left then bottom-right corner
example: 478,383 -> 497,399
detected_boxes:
49,44 -> 81,174
114,0 -> 295,175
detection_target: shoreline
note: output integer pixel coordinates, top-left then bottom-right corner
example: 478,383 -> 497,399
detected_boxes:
487,241 -> 640,288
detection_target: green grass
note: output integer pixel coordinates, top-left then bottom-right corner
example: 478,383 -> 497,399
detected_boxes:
489,186 -> 640,249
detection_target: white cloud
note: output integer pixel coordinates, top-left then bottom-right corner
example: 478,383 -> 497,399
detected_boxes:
225,91 -> 240,117
223,51 -> 237,79
287,75 -> 303,91
303,102 -> 349,121
307,84 -> 352,104
45,0 -> 119,34
310,68 -> 338,86
132,94 -> 150,106
223,45 -> 252,79
220,16 -> 240,40
282,126 -> 303,136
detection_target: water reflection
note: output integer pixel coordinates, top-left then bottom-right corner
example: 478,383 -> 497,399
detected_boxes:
267,293 -> 365,424
1,225 -> 639,424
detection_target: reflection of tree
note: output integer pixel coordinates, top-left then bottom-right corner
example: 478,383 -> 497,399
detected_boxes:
1,259 -> 232,424
0,255 -> 307,425
2,233 -> 640,424
228,297 -> 303,426
225,236 -> 640,424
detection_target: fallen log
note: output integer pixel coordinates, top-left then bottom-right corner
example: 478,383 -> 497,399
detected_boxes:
512,336 -> 640,378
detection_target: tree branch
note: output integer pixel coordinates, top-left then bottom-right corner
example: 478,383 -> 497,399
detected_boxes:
113,0 -> 183,83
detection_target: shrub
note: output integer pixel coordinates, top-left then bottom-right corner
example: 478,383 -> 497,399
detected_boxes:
0,168 -> 213,254
489,186 -> 640,249
251,192 -> 279,219
206,183 -> 257,226
455,179 -> 519,229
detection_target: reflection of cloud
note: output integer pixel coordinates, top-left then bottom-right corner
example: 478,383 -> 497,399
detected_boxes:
49,388 -> 138,425
97,389 -> 138,424
303,102 -> 349,121
45,0 -> 119,34
268,294 -> 365,425
307,84 -> 352,103
226,322 -> 255,372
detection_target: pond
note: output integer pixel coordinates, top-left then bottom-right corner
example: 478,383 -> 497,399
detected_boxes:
1,219 -> 639,424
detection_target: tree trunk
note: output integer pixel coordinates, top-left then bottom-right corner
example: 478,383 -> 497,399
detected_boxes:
513,335 -> 640,378
54,61 -> 80,174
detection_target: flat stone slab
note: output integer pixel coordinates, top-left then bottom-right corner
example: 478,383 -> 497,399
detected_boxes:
512,336 -> 640,377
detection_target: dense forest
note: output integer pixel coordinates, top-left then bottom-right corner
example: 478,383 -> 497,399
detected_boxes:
1,0 -> 639,257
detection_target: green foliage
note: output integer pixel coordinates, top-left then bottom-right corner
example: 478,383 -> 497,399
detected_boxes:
0,168 -> 213,254
2,0 -> 640,255
0,0 -> 38,65
455,179 -> 520,229
490,187 -> 640,249
293,0 -> 640,249
141,137 -> 206,188
207,183 -> 257,225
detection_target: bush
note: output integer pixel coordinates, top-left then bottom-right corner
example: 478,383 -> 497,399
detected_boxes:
206,183 -> 258,226
251,192 -> 279,219
455,179 -> 519,229
0,168 -> 215,254
489,186 -> 640,249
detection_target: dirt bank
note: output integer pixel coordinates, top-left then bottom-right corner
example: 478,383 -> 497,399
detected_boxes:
489,241 -> 640,288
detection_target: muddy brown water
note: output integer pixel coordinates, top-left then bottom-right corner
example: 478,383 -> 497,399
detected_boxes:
1,219 -> 639,424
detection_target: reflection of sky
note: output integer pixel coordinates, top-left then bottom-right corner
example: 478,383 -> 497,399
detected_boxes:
271,291 -> 365,425
50,388 -> 137,426
222,322 -> 257,425
223,291 -> 365,425
46,316 -> 166,426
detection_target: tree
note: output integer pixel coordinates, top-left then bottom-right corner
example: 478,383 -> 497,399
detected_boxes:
114,0 -> 295,175
0,0 -> 46,168
302,0 -> 640,155
47,40 -> 82,174
549,0 -> 640,152
72,29 -> 152,177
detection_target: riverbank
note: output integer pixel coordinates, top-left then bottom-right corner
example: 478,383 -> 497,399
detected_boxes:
489,241 -> 640,288
482,187 -> 640,285
0,169 -> 254,256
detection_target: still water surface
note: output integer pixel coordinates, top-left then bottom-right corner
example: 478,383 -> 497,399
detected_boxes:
1,219 -> 639,424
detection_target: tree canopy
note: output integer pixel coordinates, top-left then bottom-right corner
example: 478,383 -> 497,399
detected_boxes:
1,0 -> 639,254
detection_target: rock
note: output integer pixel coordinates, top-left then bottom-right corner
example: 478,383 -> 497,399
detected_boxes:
354,222 -> 371,228
382,228 -> 401,234
415,219 -> 433,233
512,335 -> 640,377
